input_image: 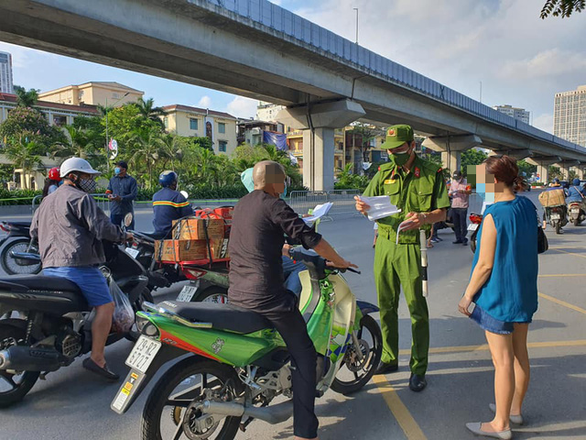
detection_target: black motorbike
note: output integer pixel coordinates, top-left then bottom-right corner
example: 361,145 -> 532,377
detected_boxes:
0,221 -> 41,276
0,241 -> 152,408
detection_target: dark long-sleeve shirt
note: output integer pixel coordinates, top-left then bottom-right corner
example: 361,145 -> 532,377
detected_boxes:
152,187 -> 194,236
228,190 -> 322,313
108,175 -> 137,215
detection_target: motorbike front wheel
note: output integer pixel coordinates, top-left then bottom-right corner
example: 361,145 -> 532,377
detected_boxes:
0,320 -> 40,408
331,314 -> 382,395
0,238 -> 42,276
141,357 -> 241,440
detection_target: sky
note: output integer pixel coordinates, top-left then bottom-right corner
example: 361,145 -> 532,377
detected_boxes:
1,0 -> 585,133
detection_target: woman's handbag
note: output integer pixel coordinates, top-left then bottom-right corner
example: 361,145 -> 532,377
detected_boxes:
537,226 -> 548,254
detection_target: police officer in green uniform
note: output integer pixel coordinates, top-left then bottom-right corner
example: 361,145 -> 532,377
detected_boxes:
355,124 -> 450,392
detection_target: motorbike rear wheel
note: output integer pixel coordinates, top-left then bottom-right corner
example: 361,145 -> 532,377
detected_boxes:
0,238 -> 42,276
141,357 -> 241,440
197,286 -> 229,304
331,314 -> 382,395
0,320 -> 40,408
555,221 -> 562,235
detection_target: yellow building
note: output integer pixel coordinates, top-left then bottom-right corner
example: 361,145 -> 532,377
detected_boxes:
287,128 -> 345,175
39,81 -> 143,107
161,105 -> 238,155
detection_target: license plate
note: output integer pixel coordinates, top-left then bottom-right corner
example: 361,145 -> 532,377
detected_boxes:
177,283 -> 199,302
551,214 -> 561,220
125,247 -> 140,259
467,224 -> 479,231
125,336 -> 161,373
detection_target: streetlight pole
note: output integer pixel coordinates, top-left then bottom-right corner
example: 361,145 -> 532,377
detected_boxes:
105,91 -> 130,172
353,8 -> 359,45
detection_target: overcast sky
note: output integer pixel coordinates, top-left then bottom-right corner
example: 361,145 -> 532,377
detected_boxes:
1,0 -> 585,133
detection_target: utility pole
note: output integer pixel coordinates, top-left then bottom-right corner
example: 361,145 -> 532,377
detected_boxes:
354,8 -> 359,44
105,91 -> 130,172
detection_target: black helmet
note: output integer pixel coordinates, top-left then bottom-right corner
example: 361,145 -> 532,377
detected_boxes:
159,170 -> 178,187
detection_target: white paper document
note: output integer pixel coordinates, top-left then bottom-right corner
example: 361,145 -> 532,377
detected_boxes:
396,220 -> 416,244
303,202 -> 333,225
358,196 -> 401,221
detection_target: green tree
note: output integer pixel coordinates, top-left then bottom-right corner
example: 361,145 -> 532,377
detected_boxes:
0,106 -> 65,150
4,138 -> 43,189
548,165 -> 562,181
188,136 -> 214,152
128,126 -> 165,188
335,163 -> 369,190
517,159 -> 537,177
541,0 -> 584,18
159,134 -> 187,171
13,86 -> 39,108
51,125 -> 101,161
461,149 -> 488,175
347,123 -> 382,162
136,97 -> 166,128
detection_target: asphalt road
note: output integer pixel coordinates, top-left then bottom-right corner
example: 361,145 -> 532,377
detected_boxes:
0,191 -> 585,440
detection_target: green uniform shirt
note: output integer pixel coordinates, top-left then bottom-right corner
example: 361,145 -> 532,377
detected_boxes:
363,156 -> 450,244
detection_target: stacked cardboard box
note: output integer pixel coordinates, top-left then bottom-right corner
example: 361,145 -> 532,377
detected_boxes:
538,189 -> 566,207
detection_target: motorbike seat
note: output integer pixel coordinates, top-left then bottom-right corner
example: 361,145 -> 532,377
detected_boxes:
0,275 -> 82,294
5,221 -> 31,227
160,301 -> 274,334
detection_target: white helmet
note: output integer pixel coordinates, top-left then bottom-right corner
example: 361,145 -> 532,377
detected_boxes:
60,157 -> 100,178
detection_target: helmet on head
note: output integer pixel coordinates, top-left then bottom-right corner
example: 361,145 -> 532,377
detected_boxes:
48,167 -> 60,180
60,157 -> 100,178
573,178 -> 581,186
554,178 -> 560,184
159,170 -> 178,188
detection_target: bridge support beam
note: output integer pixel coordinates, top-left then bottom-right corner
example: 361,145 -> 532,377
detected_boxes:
277,100 -> 365,191
421,135 -> 482,174
527,157 -> 562,185
491,149 -> 533,161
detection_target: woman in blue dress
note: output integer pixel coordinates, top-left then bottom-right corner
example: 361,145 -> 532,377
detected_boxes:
458,156 -> 539,440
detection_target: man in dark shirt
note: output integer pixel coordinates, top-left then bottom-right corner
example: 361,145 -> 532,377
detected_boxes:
152,170 -> 193,238
229,161 -> 356,440
107,161 -> 137,230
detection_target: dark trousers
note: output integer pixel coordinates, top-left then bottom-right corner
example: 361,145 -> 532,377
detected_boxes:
110,212 -> 134,231
263,308 -> 318,439
452,207 -> 468,242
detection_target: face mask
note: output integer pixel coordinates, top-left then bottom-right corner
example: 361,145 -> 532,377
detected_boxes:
392,146 -> 412,166
280,182 -> 288,199
475,183 -> 495,203
114,167 -> 121,175
78,177 -> 97,194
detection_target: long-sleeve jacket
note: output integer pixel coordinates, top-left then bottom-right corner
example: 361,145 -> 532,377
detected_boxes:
31,184 -> 125,268
107,175 -> 137,215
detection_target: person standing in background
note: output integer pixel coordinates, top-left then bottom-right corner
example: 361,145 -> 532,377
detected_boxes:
449,170 -> 472,245
107,161 -> 137,230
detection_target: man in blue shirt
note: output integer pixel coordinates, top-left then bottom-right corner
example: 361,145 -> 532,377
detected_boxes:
152,170 -> 193,238
107,161 -> 137,230
566,178 -> 586,203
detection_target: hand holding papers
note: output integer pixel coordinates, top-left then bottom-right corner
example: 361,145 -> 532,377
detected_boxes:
357,196 -> 401,221
303,202 -> 333,226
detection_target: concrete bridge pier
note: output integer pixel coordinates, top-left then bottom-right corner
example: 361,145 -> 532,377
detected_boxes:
527,157 -> 561,185
421,135 -> 482,174
277,100 -> 365,191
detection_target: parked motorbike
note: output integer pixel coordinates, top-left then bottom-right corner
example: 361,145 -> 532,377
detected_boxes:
111,248 -> 382,440
567,201 -> 585,226
545,205 -> 568,234
0,221 -> 41,276
468,213 -> 483,253
0,240 -> 152,408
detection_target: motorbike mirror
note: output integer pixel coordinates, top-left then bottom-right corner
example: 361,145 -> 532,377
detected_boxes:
180,190 -> 189,199
123,213 -> 134,228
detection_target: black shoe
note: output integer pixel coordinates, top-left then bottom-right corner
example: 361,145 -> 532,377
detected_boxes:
83,358 -> 120,381
409,373 -> 427,392
452,240 -> 463,244
375,362 -> 399,375
462,239 -> 469,245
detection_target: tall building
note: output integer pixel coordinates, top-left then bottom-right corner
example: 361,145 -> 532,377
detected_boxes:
256,101 -> 284,122
493,105 -> 530,125
0,51 -> 13,94
39,81 -> 143,107
554,85 -> 586,147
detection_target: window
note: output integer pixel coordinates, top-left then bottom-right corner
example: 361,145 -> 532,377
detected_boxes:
190,118 -> 198,130
112,93 -> 120,99
219,141 -> 227,152
164,117 -> 168,129
218,122 -> 226,134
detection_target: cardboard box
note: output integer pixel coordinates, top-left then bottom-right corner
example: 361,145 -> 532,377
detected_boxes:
155,238 -> 230,262
538,189 -> 566,207
172,218 -> 225,240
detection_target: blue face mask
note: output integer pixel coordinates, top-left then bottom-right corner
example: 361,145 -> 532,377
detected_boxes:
114,167 -> 121,175
280,183 -> 288,199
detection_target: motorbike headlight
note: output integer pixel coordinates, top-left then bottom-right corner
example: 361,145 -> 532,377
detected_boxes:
136,315 -> 160,338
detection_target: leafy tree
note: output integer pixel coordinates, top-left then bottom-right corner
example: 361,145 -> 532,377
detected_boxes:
347,123 -> 383,163
548,165 -> 562,180
51,125 -> 101,161
103,104 -> 162,154
334,163 -> 369,190
159,134 -> 186,171
461,149 -> 488,175
13,86 -> 39,108
188,136 -> 214,152
541,0 -> 584,18
0,106 -> 65,150
136,97 -> 166,128
4,138 -> 43,189
517,159 -> 537,177
128,126 -> 165,188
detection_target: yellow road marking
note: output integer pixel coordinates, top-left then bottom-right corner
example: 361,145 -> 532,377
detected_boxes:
548,248 -> 586,260
539,274 -> 586,277
398,339 -> 586,356
539,292 -> 586,315
372,375 -> 427,440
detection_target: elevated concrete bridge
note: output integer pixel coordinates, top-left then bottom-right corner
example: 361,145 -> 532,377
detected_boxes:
2,0 -> 585,188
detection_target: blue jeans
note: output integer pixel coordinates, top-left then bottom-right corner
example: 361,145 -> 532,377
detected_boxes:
43,266 -> 112,307
282,256 -> 307,296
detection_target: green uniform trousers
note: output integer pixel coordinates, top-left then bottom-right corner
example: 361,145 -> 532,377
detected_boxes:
374,231 -> 429,376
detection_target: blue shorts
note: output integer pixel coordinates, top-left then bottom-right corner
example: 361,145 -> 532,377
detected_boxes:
470,305 -> 514,335
43,266 -> 113,307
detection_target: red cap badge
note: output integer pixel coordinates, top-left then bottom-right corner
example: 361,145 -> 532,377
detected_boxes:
414,167 -> 421,178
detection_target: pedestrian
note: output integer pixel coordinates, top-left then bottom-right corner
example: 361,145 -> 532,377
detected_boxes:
458,156 -> 538,440
354,124 -> 450,392
449,170 -> 472,245
229,161 -> 356,440
31,157 -> 132,380
107,161 -> 137,230
42,167 -> 61,198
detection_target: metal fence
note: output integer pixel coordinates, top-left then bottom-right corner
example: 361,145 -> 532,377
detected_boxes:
32,193 -> 112,216
289,189 -> 361,220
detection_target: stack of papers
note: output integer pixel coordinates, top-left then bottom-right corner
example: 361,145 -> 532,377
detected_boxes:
303,202 -> 333,225
358,196 -> 401,221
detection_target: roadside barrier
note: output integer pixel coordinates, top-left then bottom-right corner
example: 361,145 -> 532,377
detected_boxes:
32,193 -> 113,215
289,189 -> 361,220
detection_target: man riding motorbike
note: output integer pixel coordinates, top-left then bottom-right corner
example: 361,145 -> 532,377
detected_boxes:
229,161 -> 357,440
152,170 -> 194,239
30,157 -> 133,380
566,178 -> 586,203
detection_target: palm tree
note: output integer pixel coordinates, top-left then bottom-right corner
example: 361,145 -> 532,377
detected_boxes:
136,98 -> 166,128
5,137 -> 43,189
128,126 -> 165,188
195,148 -> 219,187
13,86 -> 39,108
51,125 -> 100,159
159,134 -> 185,171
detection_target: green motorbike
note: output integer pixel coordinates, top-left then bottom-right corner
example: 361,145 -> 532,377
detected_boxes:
111,248 -> 382,439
